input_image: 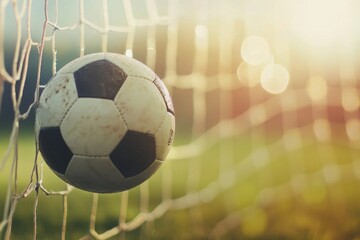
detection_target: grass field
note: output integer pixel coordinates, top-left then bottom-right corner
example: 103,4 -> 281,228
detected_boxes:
1,129 -> 360,239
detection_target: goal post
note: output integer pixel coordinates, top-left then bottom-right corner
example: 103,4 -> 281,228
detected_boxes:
1,0 -> 360,239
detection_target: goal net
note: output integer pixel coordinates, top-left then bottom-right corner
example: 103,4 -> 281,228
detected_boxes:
1,0 -> 360,239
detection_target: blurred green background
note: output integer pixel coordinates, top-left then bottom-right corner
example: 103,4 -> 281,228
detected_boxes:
1,133 -> 360,239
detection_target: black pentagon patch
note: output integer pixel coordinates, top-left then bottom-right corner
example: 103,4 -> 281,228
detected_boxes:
73,60 -> 127,99
153,77 -> 175,115
39,127 -> 73,175
110,130 -> 156,178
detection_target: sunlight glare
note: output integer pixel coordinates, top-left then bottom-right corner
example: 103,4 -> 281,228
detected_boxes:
292,0 -> 353,46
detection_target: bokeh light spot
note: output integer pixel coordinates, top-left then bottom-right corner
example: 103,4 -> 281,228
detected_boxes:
346,118 -> 360,141
260,64 -> 289,94
306,75 -> 327,101
342,88 -> 360,112
313,119 -> 331,141
195,25 -> 208,39
241,36 -> 270,65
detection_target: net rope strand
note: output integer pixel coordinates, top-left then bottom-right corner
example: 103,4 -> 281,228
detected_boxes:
0,0 -> 359,239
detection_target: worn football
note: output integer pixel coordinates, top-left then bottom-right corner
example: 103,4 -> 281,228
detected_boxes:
35,53 -> 175,193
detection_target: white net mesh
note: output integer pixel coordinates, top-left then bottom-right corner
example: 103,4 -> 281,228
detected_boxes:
1,0 -> 360,239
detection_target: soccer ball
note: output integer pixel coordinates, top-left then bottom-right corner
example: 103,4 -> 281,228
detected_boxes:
35,53 -> 175,193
